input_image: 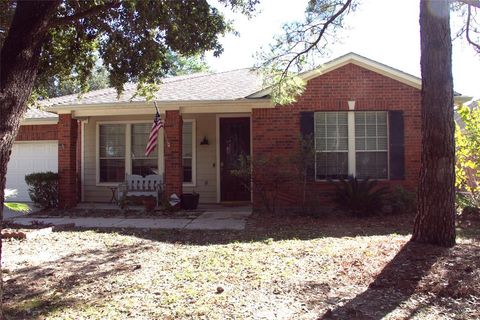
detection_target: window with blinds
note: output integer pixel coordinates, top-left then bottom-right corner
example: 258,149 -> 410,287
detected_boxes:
314,112 -> 349,179
131,123 -> 158,177
314,111 -> 389,180
355,112 -> 388,179
99,124 -> 126,182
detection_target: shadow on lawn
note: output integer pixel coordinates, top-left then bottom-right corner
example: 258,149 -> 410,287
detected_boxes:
315,239 -> 480,320
4,243 -> 149,319
85,213 -> 416,246
313,241 -> 447,319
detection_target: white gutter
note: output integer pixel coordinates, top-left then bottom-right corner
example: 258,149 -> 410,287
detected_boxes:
20,118 -> 58,125
46,98 -> 274,116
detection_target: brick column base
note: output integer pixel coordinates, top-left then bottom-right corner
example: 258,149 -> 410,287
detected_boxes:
164,110 -> 183,200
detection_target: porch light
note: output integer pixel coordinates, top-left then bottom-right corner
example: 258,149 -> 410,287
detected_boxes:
200,136 -> 209,145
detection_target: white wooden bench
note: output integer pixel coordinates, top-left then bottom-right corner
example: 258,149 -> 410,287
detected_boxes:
118,174 -> 163,207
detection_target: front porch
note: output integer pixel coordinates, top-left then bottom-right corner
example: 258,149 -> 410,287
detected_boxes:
56,106 -> 258,209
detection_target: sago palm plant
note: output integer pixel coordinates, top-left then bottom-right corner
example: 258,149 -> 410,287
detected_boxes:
333,176 -> 390,217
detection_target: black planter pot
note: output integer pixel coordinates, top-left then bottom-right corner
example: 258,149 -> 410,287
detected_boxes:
181,193 -> 200,210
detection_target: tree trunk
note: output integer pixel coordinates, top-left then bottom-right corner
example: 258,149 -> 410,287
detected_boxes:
0,1 -> 60,316
412,0 -> 456,247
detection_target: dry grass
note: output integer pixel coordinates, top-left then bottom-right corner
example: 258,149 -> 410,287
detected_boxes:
2,213 -> 479,319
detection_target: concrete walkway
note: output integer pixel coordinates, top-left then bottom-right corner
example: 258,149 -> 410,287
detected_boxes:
6,209 -> 251,231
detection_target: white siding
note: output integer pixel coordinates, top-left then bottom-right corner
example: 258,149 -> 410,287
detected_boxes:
183,114 -> 217,203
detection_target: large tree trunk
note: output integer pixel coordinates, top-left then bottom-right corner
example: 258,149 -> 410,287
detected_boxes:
0,1 -> 60,316
412,0 -> 456,247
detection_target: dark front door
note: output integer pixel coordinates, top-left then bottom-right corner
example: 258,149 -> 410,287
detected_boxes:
220,117 -> 251,202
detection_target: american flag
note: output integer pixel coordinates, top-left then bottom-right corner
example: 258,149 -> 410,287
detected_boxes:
145,109 -> 164,156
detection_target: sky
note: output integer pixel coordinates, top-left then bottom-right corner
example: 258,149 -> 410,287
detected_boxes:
206,0 -> 480,98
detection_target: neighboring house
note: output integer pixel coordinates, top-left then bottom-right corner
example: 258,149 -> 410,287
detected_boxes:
9,53 -> 469,208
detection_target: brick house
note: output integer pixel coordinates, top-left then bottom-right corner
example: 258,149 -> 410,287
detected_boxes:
8,53 -> 469,208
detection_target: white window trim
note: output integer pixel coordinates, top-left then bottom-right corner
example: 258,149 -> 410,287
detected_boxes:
95,120 -> 164,186
182,119 -> 196,187
314,111 -> 389,181
348,111 -> 356,177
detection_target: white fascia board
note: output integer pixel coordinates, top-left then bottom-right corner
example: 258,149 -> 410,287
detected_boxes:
48,99 -> 273,117
20,118 -> 58,125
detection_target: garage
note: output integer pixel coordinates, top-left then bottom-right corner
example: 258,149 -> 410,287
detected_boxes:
6,141 -> 58,202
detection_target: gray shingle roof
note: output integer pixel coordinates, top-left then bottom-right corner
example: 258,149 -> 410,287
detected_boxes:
41,68 -> 264,107
24,108 -> 58,120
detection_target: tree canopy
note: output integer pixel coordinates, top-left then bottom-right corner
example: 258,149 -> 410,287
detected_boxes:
456,102 -> 480,202
39,51 -> 210,99
0,0 -> 257,96
0,1 -> 259,316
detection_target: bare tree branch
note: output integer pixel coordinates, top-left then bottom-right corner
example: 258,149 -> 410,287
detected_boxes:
466,4 -> 480,51
456,0 -> 480,9
48,1 -> 120,28
280,0 -> 353,82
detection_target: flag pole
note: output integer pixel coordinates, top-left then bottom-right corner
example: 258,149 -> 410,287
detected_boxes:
154,101 -> 170,148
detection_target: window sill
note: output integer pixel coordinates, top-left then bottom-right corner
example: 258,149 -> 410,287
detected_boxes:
314,178 -> 390,182
96,182 -> 122,187
182,183 -> 196,187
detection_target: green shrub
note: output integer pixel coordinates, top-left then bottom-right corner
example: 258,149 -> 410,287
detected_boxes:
25,172 -> 59,208
456,191 -> 480,210
231,154 -> 295,215
390,186 -> 417,214
332,176 -> 390,217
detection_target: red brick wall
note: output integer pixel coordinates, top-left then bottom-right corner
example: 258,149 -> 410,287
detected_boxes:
58,114 -> 78,208
252,63 -> 422,208
16,124 -> 57,141
164,110 -> 183,200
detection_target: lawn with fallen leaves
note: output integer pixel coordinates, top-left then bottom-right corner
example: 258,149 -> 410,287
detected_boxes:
3,213 -> 479,319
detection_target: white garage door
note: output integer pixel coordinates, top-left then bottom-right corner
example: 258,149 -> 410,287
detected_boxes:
6,141 -> 58,202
